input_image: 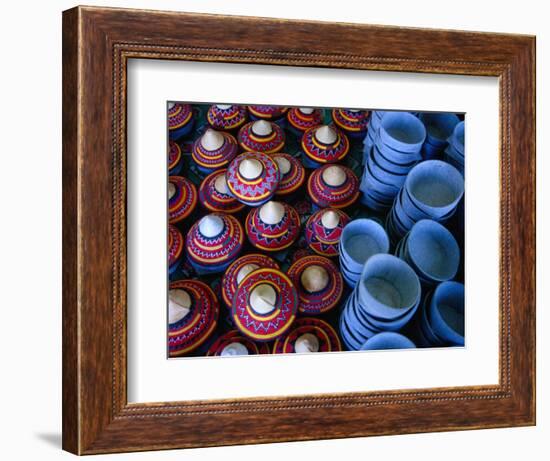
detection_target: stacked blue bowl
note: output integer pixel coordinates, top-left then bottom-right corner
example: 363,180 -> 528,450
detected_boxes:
338,219 -> 390,288
339,254 -> 420,350
360,332 -> 416,350
395,220 -> 460,286
418,112 -> 460,160
412,281 -> 464,347
362,110 -> 386,155
387,159 -> 464,242
360,112 -> 426,212
444,121 -> 465,175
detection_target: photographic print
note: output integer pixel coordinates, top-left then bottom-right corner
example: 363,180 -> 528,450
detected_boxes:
167,103 -> 465,358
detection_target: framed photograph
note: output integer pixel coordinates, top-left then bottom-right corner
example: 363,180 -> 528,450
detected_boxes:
62,6 -> 536,455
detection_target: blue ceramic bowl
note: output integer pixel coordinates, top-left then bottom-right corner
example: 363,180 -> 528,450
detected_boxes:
405,220 -> 460,283
345,296 -> 379,339
357,254 -> 421,320
429,281 -> 465,346
169,120 -> 194,141
385,211 -> 406,244
360,332 -> 416,350
347,289 -> 385,336
374,131 -> 423,163
390,207 -> 412,237
340,309 -> 365,350
448,121 -> 465,155
301,153 -> 326,169
360,190 -> 392,212
404,160 -> 464,218
362,299 -> 419,331
339,255 -> 362,285
362,160 -> 401,198
418,292 -> 446,346
421,141 -> 444,160
360,177 -> 396,203
373,144 -> 419,174
419,112 -> 460,146
445,142 -> 464,160
367,153 -> 408,189
379,112 -> 426,153
187,257 -> 234,276
393,192 -> 417,228
340,219 -> 390,273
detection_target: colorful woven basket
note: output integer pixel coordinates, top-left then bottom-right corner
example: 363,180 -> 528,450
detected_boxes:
168,176 -> 198,224
168,103 -> 194,140
191,129 -> 238,173
221,253 -> 280,308
287,255 -> 344,315
307,164 -> 360,209
198,169 -> 245,214
301,124 -> 350,166
272,317 -> 342,354
232,268 -> 298,342
226,152 -> 280,206
287,107 -> 323,134
305,208 -> 350,257
168,224 -> 184,275
207,104 -> 248,131
168,140 -> 183,175
168,279 -> 219,356
272,153 -> 306,197
206,329 -> 271,356
332,108 -> 370,139
248,105 -> 288,121
238,120 -> 285,154
185,213 -> 244,273
245,202 -> 301,252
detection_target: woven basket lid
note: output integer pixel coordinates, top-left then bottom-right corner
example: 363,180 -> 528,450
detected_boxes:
168,141 -> 182,173
238,120 -> 286,154
301,124 -> 350,164
168,279 -> 219,356
226,152 -> 280,206
272,153 -> 306,197
168,103 -> 193,131
206,330 -> 271,356
332,108 -> 370,134
307,164 -> 359,208
168,176 -> 198,224
191,129 -> 238,170
185,213 -> 244,268
287,107 -> 323,132
207,104 -> 248,131
222,253 -> 280,308
272,317 -> 342,354
168,224 -> 184,270
198,169 -> 245,214
248,105 -> 288,120
287,255 -> 343,315
232,268 -> 298,342
305,208 -> 350,257
245,201 -> 301,252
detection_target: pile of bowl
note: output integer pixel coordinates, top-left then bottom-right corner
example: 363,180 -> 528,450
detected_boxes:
360,112 -> 426,211
418,112 -> 460,160
387,159 -> 464,242
395,220 -> 460,286
339,254 -> 420,350
362,110 -> 385,154
338,219 -> 389,287
411,281 -> 465,347
444,121 -> 465,175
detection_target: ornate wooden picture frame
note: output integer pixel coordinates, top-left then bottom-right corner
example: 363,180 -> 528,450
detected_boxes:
62,6 -> 535,455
